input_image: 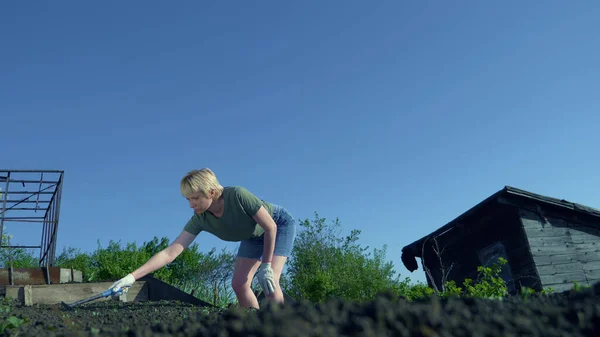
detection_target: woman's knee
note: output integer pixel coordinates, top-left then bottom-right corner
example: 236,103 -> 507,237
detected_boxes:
231,278 -> 250,293
231,257 -> 260,292
231,270 -> 255,292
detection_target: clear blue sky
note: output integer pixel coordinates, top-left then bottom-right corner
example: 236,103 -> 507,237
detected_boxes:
2,1 -> 599,285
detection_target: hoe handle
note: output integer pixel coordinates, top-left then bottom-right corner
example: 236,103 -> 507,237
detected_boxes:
61,286 -> 130,310
68,293 -> 104,306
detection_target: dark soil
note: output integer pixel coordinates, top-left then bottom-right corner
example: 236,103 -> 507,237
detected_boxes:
2,283 -> 600,337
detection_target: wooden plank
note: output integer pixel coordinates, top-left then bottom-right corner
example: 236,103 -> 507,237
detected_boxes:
539,271 -> 588,286
0,267 -> 83,286
521,217 -> 544,231
516,201 -> 600,230
5,281 -> 148,305
526,236 -> 585,246
582,263 -> 600,273
521,212 -> 566,230
522,213 -> 600,245
522,213 -> 600,233
570,231 -> 600,241
526,227 -> 600,238
533,252 -> 600,265
529,242 -> 600,255
72,270 -> 82,282
24,285 -> 32,306
566,224 -> 600,232
536,262 -> 585,275
542,281 -> 589,293
583,269 -> 600,279
60,269 -> 72,283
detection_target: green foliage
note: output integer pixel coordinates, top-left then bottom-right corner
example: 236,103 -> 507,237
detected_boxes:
0,232 -> 38,268
519,285 -> 556,299
0,194 -> 36,269
54,247 -> 95,281
179,246 -> 236,307
0,297 -> 27,333
541,286 -> 555,295
96,240 -> 152,281
394,277 -> 435,300
460,257 -> 509,299
402,257 -> 510,300
283,213 -> 401,303
520,286 -> 536,300
571,281 -> 590,292
438,280 -> 463,298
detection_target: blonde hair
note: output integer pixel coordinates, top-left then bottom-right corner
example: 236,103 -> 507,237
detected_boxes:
180,168 -> 224,199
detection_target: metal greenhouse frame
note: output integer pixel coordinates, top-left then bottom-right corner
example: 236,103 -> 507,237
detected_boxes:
0,169 -> 64,271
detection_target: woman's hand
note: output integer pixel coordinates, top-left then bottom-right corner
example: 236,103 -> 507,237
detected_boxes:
257,262 -> 275,295
110,273 -> 135,293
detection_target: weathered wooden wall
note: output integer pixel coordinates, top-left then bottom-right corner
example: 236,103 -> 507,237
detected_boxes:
519,207 -> 600,292
420,202 -> 539,294
0,267 -> 82,286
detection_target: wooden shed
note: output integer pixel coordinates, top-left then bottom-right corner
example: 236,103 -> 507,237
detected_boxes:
400,186 -> 600,294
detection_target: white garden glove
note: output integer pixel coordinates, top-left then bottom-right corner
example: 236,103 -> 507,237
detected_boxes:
110,273 -> 135,293
257,263 -> 276,295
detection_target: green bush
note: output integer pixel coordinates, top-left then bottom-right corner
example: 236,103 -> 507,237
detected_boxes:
0,233 -> 38,268
282,213 -> 402,303
460,257 -> 509,299
54,237 -> 237,307
396,278 -> 436,300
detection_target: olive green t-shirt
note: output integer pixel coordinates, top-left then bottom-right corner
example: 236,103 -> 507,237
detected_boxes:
183,186 -> 274,242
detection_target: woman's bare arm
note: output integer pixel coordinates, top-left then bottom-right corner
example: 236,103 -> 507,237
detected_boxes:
130,230 -> 197,280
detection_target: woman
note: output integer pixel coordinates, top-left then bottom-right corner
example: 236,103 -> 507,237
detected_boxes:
110,168 -> 297,309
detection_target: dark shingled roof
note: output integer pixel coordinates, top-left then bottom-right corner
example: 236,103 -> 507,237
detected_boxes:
400,185 -> 600,272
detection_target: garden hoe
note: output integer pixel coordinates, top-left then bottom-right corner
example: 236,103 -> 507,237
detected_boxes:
60,286 -> 129,311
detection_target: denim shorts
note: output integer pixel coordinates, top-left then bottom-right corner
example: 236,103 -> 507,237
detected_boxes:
237,204 -> 297,260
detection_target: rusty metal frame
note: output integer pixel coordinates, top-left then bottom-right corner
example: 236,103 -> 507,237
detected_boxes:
0,169 -> 64,284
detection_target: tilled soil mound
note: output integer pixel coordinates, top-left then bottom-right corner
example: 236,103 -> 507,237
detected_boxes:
2,283 -> 600,337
